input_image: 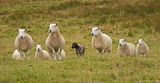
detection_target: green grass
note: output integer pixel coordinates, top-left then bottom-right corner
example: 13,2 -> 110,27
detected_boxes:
0,0 -> 160,82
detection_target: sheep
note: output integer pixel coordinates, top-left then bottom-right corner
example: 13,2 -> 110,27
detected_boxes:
45,23 -> 65,60
54,49 -> 66,60
91,27 -> 112,55
12,49 -> 25,60
35,44 -> 50,60
136,39 -> 149,56
14,28 -> 33,59
71,42 -> 85,57
118,39 -> 136,56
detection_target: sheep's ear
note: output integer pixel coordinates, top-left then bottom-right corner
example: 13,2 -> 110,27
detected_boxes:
55,23 -> 57,26
124,39 -> 126,41
25,29 -> 28,32
16,28 -> 19,31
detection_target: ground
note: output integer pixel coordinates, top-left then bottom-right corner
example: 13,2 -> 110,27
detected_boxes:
0,0 -> 160,83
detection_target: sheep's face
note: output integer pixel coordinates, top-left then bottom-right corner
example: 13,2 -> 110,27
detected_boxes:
119,39 -> 127,46
36,44 -> 42,51
17,29 -> 27,39
138,39 -> 144,45
91,27 -> 99,37
49,23 -> 58,33
72,43 -> 78,49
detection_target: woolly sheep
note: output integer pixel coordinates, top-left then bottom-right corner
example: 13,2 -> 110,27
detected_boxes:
35,44 -> 50,60
91,27 -> 112,55
45,23 -> 65,60
12,49 -> 25,60
118,39 -> 136,56
54,49 -> 66,60
14,28 -> 33,57
136,39 -> 149,56
71,42 -> 85,57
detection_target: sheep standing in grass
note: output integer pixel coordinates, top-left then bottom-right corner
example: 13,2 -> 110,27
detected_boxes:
35,44 -> 50,60
12,49 -> 24,60
54,49 -> 66,60
118,39 -> 136,56
136,39 -> 149,56
91,27 -> 112,55
14,28 -> 33,58
71,42 -> 85,57
45,23 -> 65,60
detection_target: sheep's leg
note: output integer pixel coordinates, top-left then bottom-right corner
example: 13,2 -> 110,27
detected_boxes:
76,50 -> 79,56
19,51 -> 25,60
52,49 -> 57,60
57,48 -> 62,60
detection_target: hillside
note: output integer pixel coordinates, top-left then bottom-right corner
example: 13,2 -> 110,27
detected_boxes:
0,0 -> 160,82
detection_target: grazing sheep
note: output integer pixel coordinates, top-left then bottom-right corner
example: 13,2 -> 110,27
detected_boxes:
71,42 -> 85,57
45,23 -> 65,60
118,39 -> 136,56
136,39 -> 149,56
14,28 -> 33,58
35,44 -> 50,60
91,27 -> 112,55
12,49 -> 25,60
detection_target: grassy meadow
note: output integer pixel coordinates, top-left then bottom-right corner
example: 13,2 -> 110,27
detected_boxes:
0,0 -> 160,82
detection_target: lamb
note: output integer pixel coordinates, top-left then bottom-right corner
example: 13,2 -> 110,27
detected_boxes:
118,39 -> 136,56
45,23 -> 65,60
54,49 -> 66,60
91,27 -> 112,55
12,49 -> 25,60
14,28 -> 33,58
71,42 -> 85,57
35,44 -> 50,60
136,39 -> 149,56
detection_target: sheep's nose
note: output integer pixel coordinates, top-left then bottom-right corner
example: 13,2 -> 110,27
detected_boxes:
21,36 -> 23,38
119,44 -> 121,46
49,30 -> 51,33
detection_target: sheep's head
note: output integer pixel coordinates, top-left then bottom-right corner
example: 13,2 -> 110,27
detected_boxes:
49,23 -> 58,33
17,28 -> 27,39
138,39 -> 144,45
119,39 -> 127,46
72,42 -> 79,49
36,44 -> 42,51
91,27 -> 100,37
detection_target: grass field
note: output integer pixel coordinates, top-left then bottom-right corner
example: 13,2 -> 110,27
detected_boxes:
0,0 -> 160,82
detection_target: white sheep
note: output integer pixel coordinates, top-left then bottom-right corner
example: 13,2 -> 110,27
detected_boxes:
35,44 -> 50,60
91,27 -> 112,55
14,28 -> 33,58
118,39 -> 136,56
45,23 -> 65,60
12,49 -> 25,60
54,49 -> 66,60
136,39 -> 149,56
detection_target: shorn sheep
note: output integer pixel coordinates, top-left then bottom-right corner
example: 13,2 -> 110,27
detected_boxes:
71,42 -> 85,57
91,27 -> 112,55
118,39 -> 136,56
136,39 -> 149,56
14,28 -> 33,58
12,49 -> 24,60
45,23 -> 65,60
35,44 -> 50,60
